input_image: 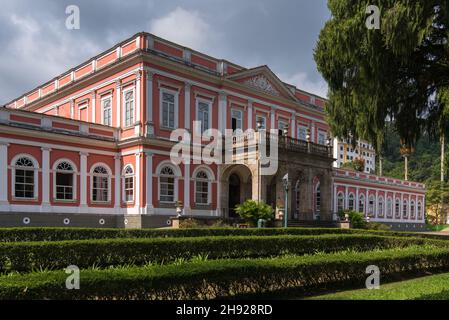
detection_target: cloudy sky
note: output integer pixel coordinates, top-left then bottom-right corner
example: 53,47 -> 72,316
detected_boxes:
0,0 -> 331,104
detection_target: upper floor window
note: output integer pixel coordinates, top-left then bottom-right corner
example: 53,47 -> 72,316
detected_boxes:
231,109 -> 243,132
13,156 -> 37,199
278,120 -> 288,136
298,125 -> 308,141
318,130 -> 327,145
256,115 -> 266,130
54,161 -> 76,201
124,89 -> 134,127
102,97 -> 112,126
197,100 -> 211,133
161,91 -> 176,129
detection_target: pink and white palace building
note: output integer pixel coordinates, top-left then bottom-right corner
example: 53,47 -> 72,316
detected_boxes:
0,33 -> 426,229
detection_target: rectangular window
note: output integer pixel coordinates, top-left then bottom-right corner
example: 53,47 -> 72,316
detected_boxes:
278,120 -> 288,136
124,90 -> 134,127
318,131 -> 327,145
15,169 -> 34,198
256,115 -> 266,130
161,91 -> 176,129
298,125 -> 308,141
102,97 -> 112,126
231,109 -> 243,132
197,101 -> 210,133
195,181 -> 209,205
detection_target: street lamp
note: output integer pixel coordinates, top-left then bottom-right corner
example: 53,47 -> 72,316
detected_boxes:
256,117 -> 264,132
306,128 -> 311,142
282,173 -> 290,228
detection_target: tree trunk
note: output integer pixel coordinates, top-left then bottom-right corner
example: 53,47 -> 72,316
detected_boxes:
379,156 -> 383,176
441,134 -> 445,224
404,156 -> 408,181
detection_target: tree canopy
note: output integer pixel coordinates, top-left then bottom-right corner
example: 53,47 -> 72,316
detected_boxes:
315,0 -> 449,152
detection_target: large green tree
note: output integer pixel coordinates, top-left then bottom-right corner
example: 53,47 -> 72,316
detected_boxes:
315,0 -> 449,153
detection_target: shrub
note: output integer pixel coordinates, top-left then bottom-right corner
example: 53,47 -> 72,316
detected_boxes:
234,200 -> 274,224
0,234 -> 443,273
365,222 -> 391,231
3,246 -> 449,299
339,210 -> 367,228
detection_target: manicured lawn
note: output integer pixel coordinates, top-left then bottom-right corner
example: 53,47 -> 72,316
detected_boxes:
310,273 -> 449,300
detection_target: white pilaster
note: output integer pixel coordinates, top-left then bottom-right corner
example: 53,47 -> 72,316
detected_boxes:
116,81 -> 121,128
135,72 -> 142,136
218,92 -> 227,133
70,100 -> 75,119
375,190 -> 379,218
248,100 -> 253,129
114,155 -> 121,211
41,147 -> 51,210
135,153 -> 141,214
0,143 -> 9,207
145,71 -> 154,137
185,82 -> 191,130
91,92 -> 96,123
345,186 -> 348,210
355,187 -> 359,212
145,152 -> 154,214
184,163 -> 191,214
79,152 -> 88,210
291,114 -> 296,139
311,121 -> 316,143
270,109 -> 275,131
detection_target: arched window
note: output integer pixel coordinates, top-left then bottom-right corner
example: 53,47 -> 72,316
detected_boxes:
378,196 -> 384,218
315,184 -> 321,212
159,166 -> 176,203
403,200 -> 408,219
417,201 -> 423,219
337,192 -> 345,213
348,193 -> 355,211
195,171 -> 210,205
123,165 -> 134,203
13,156 -> 37,199
395,198 -> 401,218
359,194 -> 365,214
54,161 -> 76,201
410,200 -> 416,219
368,195 -> 375,217
387,197 -> 393,218
92,165 -> 110,203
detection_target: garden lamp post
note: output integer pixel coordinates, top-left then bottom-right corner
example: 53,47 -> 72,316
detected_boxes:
256,118 -> 264,203
282,173 -> 290,228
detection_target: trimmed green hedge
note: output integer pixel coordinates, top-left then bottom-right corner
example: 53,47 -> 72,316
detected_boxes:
0,234 -> 443,273
0,227 -> 439,242
2,246 -> 449,300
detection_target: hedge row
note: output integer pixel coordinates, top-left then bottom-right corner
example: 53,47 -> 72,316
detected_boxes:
0,227 -> 441,242
2,246 -> 449,300
0,234 -> 445,273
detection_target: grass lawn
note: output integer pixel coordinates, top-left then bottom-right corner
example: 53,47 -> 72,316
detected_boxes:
309,273 -> 449,300
426,225 -> 449,232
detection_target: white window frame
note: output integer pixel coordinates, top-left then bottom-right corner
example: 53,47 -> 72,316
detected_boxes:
378,196 -> 385,217
78,103 -> 88,122
395,198 -> 401,218
194,169 -> 212,205
157,162 -> 180,204
53,159 -> 77,202
231,108 -> 243,132
348,193 -> 355,211
90,163 -> 112,203
318,130 -> 327,145
122,165 -> 135,204
387,197 -> 393,218
417,201 -> 423,219
101,95 -> 112,126
368,195 -> 375,216
403,199 -> 409,219
160,88 -> 179,130
410,200 -> 416,219
278,119 -> 288,136
11,154 -> 39,200
359,194 -> 365,214
298,124 -> 308,141
123,87 -> 135,128
337,192 -> 345,212
195,98 -> 212,135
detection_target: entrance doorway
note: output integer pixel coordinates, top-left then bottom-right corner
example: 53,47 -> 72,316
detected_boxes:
228,174 -> 241,217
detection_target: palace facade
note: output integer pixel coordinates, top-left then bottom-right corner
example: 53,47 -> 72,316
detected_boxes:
0,33 -> 425,229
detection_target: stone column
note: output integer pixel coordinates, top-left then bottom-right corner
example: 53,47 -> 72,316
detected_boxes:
0,143 -> 9,208
291,114 -> 296,139
116,81 -> 121,128
70,100 -> 75,119
270,109 -> 276,131
218,92 -> 227,133
135,153 -> 141,214
41,147 -> 51,211
79,152 -> 88,211
248,100 -> 253,129
145,71 -> 154,137
114,155 -> 121,211
320,171 -> 333,221
145,151 -> 154,214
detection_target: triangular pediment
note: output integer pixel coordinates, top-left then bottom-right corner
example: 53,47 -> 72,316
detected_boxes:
226,66 -> 298,102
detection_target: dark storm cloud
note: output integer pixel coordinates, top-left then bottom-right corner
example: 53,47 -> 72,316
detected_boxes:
0,0 -> 330,104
